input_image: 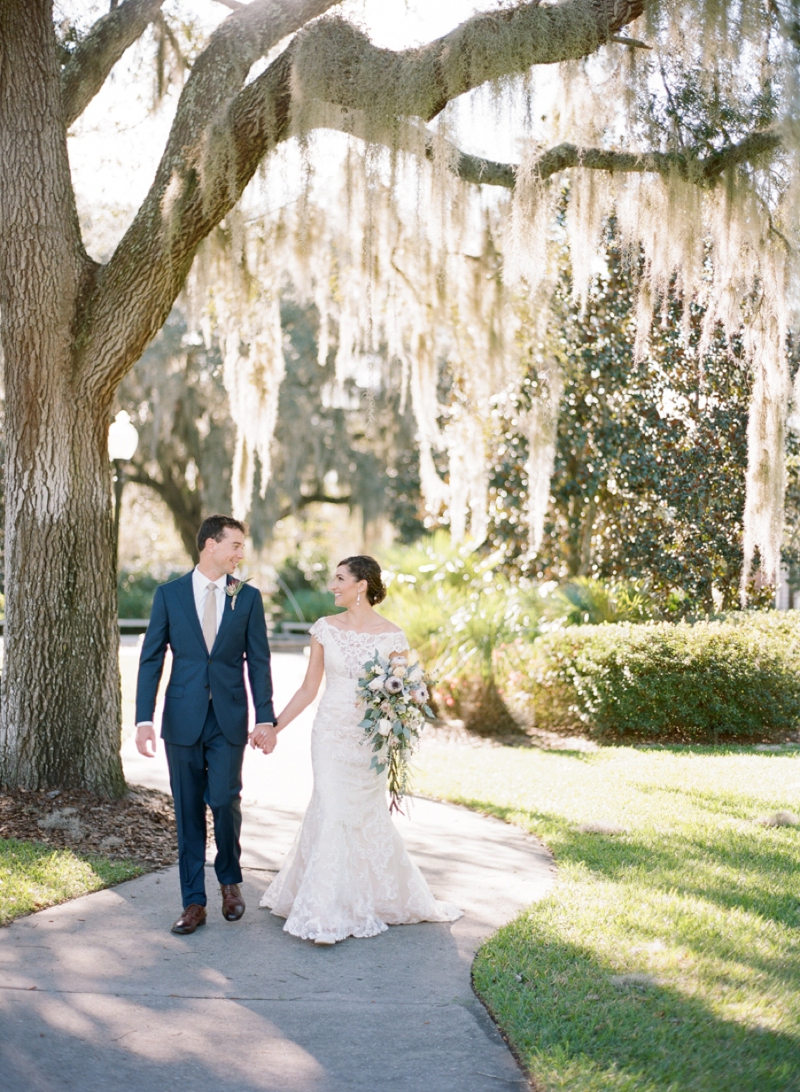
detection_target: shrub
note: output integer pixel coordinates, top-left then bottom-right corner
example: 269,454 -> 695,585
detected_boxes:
272,587 -> 339,626
117,569 -> 184,618
383,533 -> 539,732
499,612 -> 800,741
545,576 -> 661,625
270,551 -> 339,625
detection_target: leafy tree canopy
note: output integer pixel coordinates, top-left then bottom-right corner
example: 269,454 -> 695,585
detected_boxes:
487,226 -> 798,613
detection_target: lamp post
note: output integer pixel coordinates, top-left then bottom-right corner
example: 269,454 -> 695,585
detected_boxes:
108,411 -> 139,562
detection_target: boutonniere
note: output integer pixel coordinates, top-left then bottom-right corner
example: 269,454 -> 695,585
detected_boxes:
225,576 -> 251,610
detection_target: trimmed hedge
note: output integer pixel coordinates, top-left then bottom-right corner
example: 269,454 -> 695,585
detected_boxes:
499,612 -> 800,741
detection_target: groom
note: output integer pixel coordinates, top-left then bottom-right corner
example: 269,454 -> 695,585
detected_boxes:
135,515 -> 278,934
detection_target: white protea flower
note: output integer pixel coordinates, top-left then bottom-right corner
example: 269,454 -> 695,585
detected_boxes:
385,676 -> 404,694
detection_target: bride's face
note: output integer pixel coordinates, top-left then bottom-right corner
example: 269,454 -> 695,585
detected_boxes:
329,566 -> 366,608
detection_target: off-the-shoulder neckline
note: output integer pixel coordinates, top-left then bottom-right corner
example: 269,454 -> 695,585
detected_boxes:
319,616 -> 404,637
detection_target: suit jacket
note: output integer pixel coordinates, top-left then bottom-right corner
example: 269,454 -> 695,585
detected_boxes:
135,572 -> 275,746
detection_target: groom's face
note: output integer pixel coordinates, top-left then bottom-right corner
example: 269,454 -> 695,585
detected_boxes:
205,527 -> 245,574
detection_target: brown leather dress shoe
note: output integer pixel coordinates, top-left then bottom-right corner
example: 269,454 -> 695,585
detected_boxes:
220,883 -> 245,921
171,903 -> 207,935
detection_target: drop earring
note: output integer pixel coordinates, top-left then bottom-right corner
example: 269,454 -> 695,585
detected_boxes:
356,591 -> 361,606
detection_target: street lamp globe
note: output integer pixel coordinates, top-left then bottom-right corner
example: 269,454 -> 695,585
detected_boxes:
108,410 -> 139,462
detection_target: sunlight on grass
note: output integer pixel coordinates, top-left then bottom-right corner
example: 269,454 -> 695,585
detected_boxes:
415,742 -> 800,1092
0,839 -> 143,924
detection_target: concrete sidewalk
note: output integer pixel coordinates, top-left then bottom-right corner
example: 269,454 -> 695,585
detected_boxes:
0,653 -> 554,1092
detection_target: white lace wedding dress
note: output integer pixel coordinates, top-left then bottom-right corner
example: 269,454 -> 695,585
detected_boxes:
259,617 -> 463,943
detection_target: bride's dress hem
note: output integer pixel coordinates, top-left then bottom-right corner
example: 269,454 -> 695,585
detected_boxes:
259,890 -> 462,944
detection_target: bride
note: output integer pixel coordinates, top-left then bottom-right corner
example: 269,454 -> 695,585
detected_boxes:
254,555 -> 462,945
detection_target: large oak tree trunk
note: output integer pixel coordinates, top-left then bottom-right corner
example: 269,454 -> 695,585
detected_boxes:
2,400 -> 124,795
0,0 -> 124,795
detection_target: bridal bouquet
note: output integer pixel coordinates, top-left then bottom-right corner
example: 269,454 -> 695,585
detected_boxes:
357,651 -> 434,813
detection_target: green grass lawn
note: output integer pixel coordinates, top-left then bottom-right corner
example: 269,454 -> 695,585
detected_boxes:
0,838 -> 144,925
415,741 -> 800,1092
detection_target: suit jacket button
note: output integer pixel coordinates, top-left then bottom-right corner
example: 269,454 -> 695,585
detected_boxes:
208,658 -> 212,663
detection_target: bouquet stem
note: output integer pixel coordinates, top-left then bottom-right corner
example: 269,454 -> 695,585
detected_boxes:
387,749 -> 409,815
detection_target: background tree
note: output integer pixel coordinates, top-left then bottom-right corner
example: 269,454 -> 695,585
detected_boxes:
488,231 -> 789,614
117,298 -> 424,568
119,311 -> 235,563
250,298 -> 424,549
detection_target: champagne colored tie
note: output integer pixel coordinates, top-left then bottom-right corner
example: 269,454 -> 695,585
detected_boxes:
202,582 -> 217,652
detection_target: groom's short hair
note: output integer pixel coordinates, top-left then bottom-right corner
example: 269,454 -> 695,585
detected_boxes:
197,514 -> 246,554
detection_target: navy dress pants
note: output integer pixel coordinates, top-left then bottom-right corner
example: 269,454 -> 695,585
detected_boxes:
165,702 -> 245,909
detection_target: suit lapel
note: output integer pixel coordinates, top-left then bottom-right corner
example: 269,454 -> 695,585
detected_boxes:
175,572 -> 208,654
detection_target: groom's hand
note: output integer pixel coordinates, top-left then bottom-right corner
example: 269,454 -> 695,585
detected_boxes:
250,723 -> 278,755
135,722 -> 157,758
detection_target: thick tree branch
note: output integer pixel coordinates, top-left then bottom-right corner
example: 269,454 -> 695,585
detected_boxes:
223,0 -> 649,202
291,0 -> 645,123
535,131 -> 782,184
278,491 -> 352,521
434,129 -> 784,190
61,0 -> 166,127
79,0 -> 645,398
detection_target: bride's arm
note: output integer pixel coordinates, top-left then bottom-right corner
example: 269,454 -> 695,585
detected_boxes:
251,637 -> 325,752
276,638 -> 325,732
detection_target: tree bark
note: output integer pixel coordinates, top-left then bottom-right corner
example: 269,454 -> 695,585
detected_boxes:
0,1 -> 124,794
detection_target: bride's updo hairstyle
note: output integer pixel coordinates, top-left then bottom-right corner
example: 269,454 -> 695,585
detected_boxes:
338,555 -> 387,605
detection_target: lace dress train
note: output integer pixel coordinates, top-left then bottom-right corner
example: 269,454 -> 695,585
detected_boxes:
260,618 -> 462,942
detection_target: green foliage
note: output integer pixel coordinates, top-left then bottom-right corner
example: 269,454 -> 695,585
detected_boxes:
415,743 -> 800,1092
383,533 -> 539,727
488,227 -> 784,614
501,612 -> 800,740
269,550 -> 340,624
384,532 -> 538,667
0,839 -> 143,925
117,569 -> 185,618
545,576 -> 660,626
273,587 -> 338,625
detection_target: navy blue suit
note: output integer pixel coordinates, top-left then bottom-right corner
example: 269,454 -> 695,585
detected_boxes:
135,573 -> 275,908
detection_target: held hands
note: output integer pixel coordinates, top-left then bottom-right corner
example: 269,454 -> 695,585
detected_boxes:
250,722 -> 278,755
135,723 -> 157,758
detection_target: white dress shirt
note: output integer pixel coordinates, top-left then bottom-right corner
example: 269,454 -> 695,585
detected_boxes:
192,566 -> 227,635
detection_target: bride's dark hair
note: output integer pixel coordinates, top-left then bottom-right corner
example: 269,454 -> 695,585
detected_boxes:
338,555 -> 387,605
